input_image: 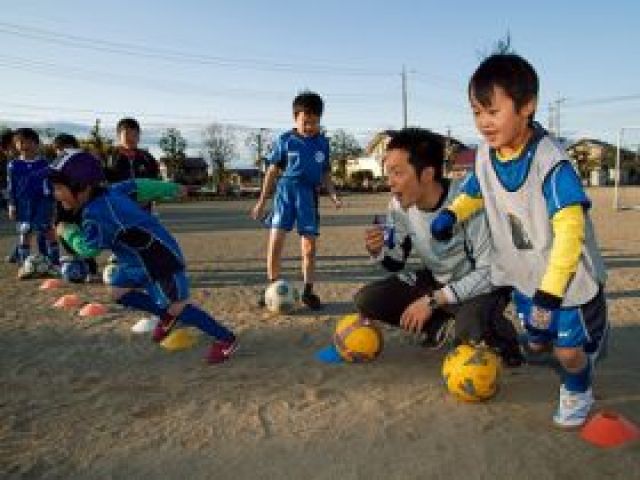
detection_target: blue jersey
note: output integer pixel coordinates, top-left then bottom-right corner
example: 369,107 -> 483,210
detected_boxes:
7,158 -> 51,205
460,124 -> 589,217
80,181 -> 185,279
267,130 -> 330,187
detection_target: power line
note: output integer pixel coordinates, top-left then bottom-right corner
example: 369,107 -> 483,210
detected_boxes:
0,21 -> 396,78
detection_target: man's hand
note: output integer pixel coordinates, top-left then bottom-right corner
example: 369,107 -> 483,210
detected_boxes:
364,225 -> 385,256
251,200 -> 266,221
400,297 -> 434,334
8,205 -> 15,221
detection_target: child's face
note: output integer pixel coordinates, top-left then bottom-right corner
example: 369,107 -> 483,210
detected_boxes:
384,148 -> 432,210
119,127 -> 140,149
470,85 -> 535,155
52,183 -> 91,211
294,111 -> 321,137
14,136 -> 39,159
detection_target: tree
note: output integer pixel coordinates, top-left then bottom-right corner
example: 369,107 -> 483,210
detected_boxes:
159,128 -> 187,180
329,129 -> 363,182
245,128 -> 273,173
202,123 -> 236,191
80,119 -> 113,163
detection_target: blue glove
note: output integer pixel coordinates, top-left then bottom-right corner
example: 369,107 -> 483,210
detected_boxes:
430,209 -> 457,242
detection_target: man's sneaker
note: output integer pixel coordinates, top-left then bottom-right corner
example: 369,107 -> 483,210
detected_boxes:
206,338 -> 238,364
152,314 -> 178,343
553,385 -> 594,428
421,317 -> 454,350
301,291 -> 322,311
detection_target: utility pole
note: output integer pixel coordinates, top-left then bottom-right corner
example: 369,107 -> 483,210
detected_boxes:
552,97 -> 567,139
401,65 -> 408,128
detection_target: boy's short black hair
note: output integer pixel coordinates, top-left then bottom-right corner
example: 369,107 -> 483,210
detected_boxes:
0,128 -> 13,150
116,117 -> 140,133
293,91 -> 324,117
385,128 -> 445,181
13,127 -> 40,145
53,133 -> 79,150
469,53 -> 538,113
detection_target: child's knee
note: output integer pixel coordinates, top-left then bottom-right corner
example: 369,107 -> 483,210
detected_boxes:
301,238 -> 316,257
554,346 -> 586,370
167,300 -> 188,317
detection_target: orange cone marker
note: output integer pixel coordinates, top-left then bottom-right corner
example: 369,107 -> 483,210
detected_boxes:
53,294 -> 82,309
40,279 -> 64,290
580,410 -> 640,448
78,303 -> 108,317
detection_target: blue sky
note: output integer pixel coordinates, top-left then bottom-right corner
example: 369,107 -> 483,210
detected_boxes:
1,0 -> 639,159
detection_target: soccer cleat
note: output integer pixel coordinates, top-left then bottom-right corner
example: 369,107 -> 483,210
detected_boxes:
152,314 -> 179,343
553,385 -> 594,428
301,291 -> 323,310
421,316 -> 454,350
205,338 -> 238,364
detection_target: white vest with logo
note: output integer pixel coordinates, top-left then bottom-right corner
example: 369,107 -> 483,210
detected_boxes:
475,135 -> 606,307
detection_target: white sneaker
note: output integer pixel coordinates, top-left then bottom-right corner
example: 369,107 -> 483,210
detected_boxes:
131,316 -> 160,334
553,385 -> 594,428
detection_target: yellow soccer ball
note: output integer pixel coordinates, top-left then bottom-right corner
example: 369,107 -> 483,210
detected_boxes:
442,344 -> 502,402
333,314 -> 383,363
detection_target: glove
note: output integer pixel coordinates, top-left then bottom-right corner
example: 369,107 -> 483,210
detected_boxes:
531,290 -> 562,330
430,209 -> 457,242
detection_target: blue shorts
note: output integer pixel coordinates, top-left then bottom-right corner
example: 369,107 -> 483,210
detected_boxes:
107,265 -> 190,309
266,181 -> 319,236
15,197 -> 54,233
518,288 -> 608,358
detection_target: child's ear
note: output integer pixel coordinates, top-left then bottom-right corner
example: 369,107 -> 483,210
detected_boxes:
521,97 -> 537,119
419,165 -> 435,183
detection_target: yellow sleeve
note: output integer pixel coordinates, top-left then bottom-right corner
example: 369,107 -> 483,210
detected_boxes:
539,205 -> 585,298
448,193 -> 484,222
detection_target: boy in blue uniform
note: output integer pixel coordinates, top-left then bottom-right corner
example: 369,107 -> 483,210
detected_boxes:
431,54 -> 608,427
7,128 -> 59,275
1,128 -> 19,263
251,91 -> 341,310
49,151 -> 237,364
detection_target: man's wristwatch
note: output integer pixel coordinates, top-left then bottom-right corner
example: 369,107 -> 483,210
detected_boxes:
425,295 -> 438,309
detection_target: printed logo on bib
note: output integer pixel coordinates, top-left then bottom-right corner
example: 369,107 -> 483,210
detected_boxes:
314,151 -> 325,163
508,213 -> 533,250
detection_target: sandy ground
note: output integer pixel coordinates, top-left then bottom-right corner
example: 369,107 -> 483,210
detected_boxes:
0,189 -> 639,479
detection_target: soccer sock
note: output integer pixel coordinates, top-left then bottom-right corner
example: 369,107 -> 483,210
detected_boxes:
117,291 -> 164,317
17,244 -> 30,263
562,357 -> 592,393
177,304 -> 235,342
37,231 -> 48,256
47,241 -> 60,265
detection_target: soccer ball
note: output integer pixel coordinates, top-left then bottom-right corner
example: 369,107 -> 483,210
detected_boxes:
61,259 -> 89,283
102,263 -> 119,286
22,253 -> 52,277
264,279 -> 300,314
442,344 -> 502,402
333,313 -> 383,363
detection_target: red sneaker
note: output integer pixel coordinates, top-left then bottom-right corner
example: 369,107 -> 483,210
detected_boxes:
152,314 -> 178,343
206,339 -> 238,364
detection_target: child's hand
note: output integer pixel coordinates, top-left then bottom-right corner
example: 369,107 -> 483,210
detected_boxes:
251,201 -> 266,221
56,222 -> 67,238
7,205 -> 15,220
331,194 -> 343,209
400,296 -> 433,334
364,225 -> 385,256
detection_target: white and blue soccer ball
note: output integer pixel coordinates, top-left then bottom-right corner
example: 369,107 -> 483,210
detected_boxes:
61,259 -> 89,283
264,279 -> 300,314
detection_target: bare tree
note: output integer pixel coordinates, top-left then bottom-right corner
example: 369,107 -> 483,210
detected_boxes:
330,129 -> 363,182
159,128 -> 187,180
202,123 -> 236,191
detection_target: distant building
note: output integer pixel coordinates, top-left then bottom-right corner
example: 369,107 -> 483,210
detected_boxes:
159,156 -> 209,185
227,167 -> 262,194
566,138 -> 640,185
448,148 -> 475,178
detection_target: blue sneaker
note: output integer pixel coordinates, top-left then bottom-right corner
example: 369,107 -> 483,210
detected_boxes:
553,385 -> 594,428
